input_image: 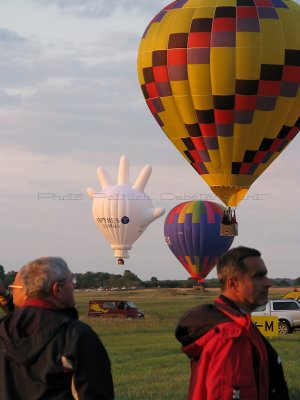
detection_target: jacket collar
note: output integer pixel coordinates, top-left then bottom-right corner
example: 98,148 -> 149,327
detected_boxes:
22,298 -> 57,309
215,295 -> 251,329
21,298 -> 79,320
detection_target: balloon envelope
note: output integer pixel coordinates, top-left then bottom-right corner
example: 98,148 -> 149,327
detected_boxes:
87,155 -> 165,260
90,185 -> 163,258
164,200 -> 234,281
138,0 -> 300,206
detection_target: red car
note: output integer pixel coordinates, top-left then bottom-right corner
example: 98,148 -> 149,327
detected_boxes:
88,300 -> 144,319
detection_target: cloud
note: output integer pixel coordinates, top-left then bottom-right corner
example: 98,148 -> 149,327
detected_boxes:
0,27 -> 26,43
0,89 -> 21,106
0,24 -> 147,158
34,0 -> 300,21
0,27 -> 40,59
98,31 -> 140,54
34,0 -> 166,18
0,51 -> 149,157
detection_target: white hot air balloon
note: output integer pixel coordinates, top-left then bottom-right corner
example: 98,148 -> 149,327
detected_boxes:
87,155 -> 165,264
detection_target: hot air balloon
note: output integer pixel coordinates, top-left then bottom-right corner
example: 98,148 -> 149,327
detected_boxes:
87,155 -> 165,264
138,0 -> 300,207
164,200 -> 234,282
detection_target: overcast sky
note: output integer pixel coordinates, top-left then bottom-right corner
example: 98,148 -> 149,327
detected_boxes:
0,0 -> 299,281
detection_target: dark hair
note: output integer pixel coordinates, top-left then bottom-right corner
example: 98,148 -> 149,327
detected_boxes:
217,246 -> 261,290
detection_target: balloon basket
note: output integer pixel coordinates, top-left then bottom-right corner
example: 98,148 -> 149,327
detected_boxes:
117,258 -> 125,265
193,280 -> 206,291
220,223 -> 238,236
113,249 -> 129,258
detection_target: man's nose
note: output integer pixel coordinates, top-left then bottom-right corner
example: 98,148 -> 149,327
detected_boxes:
264,276 -> 272,287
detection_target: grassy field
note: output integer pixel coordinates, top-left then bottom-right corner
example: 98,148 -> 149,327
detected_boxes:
76,288 -> 300,400
1,288 -> 298,398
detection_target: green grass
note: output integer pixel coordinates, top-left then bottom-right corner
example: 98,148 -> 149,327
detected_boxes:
76,288 -> 300,400
267,335 -> 300,399
1,288 -> 299,399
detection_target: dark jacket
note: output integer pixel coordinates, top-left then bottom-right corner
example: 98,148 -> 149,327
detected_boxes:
0,295 -> 14,315
0,298 -> 114,399
175,295 -> 289,400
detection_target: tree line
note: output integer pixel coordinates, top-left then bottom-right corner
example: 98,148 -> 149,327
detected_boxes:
1,265 -> 300,290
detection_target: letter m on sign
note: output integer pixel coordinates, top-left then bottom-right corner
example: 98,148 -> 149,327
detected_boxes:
251,316 -> 278,337
265,320 -> 273,331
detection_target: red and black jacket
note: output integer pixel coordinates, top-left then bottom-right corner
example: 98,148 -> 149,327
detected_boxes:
175,295 -> 289,400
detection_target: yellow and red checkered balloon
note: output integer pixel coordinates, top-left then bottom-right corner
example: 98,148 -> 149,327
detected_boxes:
137,0 -> 300,206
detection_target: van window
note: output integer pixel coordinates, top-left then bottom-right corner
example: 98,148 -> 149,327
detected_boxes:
102,301 -> 115,309
126,301 -> 137,309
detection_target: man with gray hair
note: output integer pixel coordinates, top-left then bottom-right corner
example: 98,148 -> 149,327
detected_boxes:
0,257 -> 114,400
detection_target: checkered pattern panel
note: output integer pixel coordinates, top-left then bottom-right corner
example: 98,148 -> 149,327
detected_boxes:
137,0 -> 300,188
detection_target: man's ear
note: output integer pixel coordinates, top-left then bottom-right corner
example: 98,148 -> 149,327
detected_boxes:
52,281 -> 61,297
226,277 -> 239,292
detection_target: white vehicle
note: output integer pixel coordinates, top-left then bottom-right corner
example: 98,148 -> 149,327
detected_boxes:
252,299 -> 300,335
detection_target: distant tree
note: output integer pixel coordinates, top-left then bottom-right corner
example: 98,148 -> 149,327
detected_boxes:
104,275 -> 123,289
4,271 -> 17,286
159,280 -> 178,288
0,265 -> 5,282
142,280 -> 153,289
150,277 -> 159,288
92,272 -> 112,288
121,270 -> 142,288
76,271 -> 97,289
294,277 -> 300,286
183,278 -> 196,288
274,279 -> 291,287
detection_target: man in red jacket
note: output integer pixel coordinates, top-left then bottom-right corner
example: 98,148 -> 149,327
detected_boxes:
0,256 -> 114,400
175,246 -> 289,400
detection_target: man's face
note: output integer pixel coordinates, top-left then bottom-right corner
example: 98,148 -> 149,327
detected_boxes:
55,272 -> 76,308
10,272 -> 27,308
235,256 -> 271,311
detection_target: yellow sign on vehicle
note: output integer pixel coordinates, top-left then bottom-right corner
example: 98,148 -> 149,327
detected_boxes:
282,291 -> 300,300
251,316 -> 278,336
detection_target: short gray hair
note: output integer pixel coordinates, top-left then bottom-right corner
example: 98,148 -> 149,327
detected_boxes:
19,257 -> 71,298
